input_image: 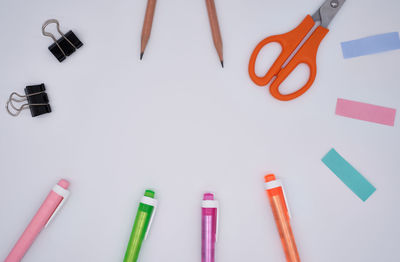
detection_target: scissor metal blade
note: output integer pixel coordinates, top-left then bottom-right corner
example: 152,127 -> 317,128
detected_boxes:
312,0 -> 346,28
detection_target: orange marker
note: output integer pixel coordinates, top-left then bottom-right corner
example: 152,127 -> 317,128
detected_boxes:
264,174 -> 300,262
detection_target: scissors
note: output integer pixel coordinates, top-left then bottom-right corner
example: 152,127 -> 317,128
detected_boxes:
248,0 -> 345,101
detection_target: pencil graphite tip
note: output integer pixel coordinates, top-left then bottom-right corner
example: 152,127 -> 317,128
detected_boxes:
220,61 -> 224,68
140,52 -> 144,60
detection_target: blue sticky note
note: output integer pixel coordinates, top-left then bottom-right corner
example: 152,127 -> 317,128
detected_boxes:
322,149 -> 376,201
341,32 -> 400,59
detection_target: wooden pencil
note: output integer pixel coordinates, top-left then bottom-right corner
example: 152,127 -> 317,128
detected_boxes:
140,0 -> 157,60
205,0 -> 224,67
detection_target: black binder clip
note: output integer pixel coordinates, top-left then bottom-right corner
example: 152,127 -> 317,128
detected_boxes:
6,84 -> 51,117
42,19 -> 83,62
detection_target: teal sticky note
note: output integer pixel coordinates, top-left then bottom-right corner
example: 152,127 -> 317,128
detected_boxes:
322,149 -> 376,201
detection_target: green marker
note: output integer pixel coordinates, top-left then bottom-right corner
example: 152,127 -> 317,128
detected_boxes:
124,190 -> 158,262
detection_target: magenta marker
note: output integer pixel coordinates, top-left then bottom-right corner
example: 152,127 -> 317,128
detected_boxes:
201,193 -> 218,262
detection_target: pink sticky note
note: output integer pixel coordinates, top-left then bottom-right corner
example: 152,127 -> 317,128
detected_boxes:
336,98 -> 396,126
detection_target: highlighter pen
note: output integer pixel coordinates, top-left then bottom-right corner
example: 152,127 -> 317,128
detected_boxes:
202,193 -> 218,262
264,175 -> 300,262
6,179 -> 70,262
124,189 -> 157,262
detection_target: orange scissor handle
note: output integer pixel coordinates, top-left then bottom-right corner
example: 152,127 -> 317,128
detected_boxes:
249,15 -> 316,87
270,26 -> 329,101
249,15 -> 329,101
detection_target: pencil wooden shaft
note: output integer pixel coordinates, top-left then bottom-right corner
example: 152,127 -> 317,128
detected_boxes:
141,0 -> 157,55
205,0 -> 223,62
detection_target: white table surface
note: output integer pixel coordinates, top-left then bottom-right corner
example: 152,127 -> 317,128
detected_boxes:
1,0 -> 400,261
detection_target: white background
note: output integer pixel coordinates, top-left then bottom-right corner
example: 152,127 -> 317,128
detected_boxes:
1,0 -> 399,261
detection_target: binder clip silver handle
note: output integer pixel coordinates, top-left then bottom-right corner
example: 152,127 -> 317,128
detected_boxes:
5,91 -> 46,117
42,19 -> 77,57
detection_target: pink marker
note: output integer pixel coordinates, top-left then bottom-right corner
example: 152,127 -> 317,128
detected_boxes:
5,179 -> 70,262
202,193 -> 219,262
